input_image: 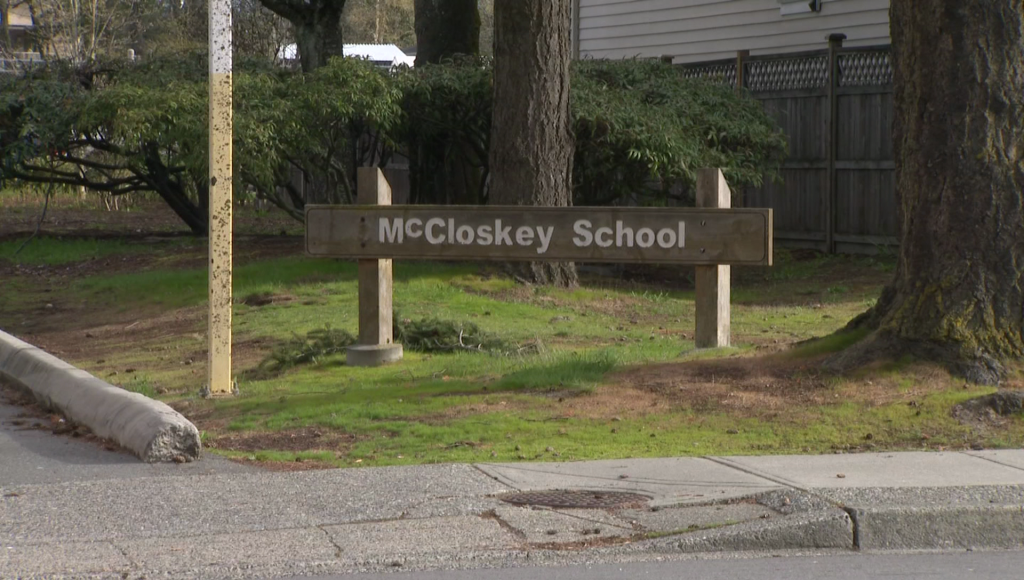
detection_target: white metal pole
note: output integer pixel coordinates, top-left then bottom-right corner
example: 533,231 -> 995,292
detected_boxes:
208,0 -> 233,396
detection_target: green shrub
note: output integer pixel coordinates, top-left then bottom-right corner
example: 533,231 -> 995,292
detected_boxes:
395,56 -> 493,205
571,59 -> 787,205
395,58 -> 788,207
1,54 -> 403,227
3,54 -> 786,233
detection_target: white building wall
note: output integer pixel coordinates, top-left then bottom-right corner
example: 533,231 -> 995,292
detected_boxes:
578,0 -> 890,63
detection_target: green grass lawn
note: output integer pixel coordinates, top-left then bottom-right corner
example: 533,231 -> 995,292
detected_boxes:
0,236 -> 156,266
1,234 -> 1019,468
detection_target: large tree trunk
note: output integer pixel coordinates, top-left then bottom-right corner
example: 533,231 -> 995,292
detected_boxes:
260,0 -> 346,72
833,0 -> 1024,384
293,3 -> 346,72
411,0 -> 482,207
488,0 -> 577,287
413,0 -> 480,65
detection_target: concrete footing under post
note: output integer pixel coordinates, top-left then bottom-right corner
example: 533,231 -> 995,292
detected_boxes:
346,344 -> 404,367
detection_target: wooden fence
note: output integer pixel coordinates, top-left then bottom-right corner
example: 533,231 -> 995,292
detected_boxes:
680,37 -> 896,254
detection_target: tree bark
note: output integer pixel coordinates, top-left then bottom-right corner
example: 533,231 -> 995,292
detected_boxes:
832,0 -> 1024,384
413,0 -> 480,65
293,4 -> 346,72
488,0 -> 577,287
260,0 -> 346,72
141,143 -> 208,235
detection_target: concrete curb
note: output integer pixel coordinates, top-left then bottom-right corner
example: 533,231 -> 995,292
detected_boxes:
812,486 -> 1024,551
648,509 -> 854,553
0,330 -> 201,463
849,504 -> 1024,551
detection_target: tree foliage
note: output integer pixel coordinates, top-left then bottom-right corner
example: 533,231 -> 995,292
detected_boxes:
396,55 -> 491,204
233,0 -> 293,61
571,59 -> 787,206
1,55 -> 785,233
22,0 -> 146,63
0,53 -> 401,231
397,57 -> 786,207
413,0 -> 479,65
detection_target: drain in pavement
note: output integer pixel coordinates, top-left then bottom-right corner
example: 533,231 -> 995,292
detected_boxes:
497,490 -> 650,509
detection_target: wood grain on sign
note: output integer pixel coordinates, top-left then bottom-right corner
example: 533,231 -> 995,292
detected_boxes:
305,205 -> 772,266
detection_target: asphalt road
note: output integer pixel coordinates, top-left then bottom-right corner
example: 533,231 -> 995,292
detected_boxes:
306,552 -> 1024,580
0,397 -> 253,485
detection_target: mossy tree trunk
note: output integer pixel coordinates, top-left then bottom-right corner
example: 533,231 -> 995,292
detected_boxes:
833,0 -> 1024,384
488,0 -> 577,287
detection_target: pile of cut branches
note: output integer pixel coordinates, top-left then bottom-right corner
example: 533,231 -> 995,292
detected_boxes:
258,318 -> 541,373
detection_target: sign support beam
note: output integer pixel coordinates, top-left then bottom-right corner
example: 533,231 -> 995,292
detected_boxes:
207,0 -> 233,395
347,168 -> 404,367
695,168 -> 731,349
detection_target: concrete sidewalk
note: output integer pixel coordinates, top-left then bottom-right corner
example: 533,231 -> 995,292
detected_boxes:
3,403 -> 1024,579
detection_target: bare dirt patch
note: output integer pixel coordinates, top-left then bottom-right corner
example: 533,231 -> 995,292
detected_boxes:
457,282 -> 652,322
952,386 -> 1024,429
605,354 -> 962,420
231,457 -> 338,471
19,306 -> 205,364
611,355 -> 836,416
207,427 -> 357,453
3,231 -> 305,388
0,201 -> 299,238
240,292 -> 298,307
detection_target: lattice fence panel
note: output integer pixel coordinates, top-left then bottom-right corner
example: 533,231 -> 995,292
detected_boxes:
679,62 -> 737,87
838,51 -> 893,87
744,56 -> 828,92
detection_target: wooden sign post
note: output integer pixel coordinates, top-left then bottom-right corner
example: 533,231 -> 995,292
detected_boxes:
347,168 -> 404,367
695,168 -> 731,349
308,169 -> 772,366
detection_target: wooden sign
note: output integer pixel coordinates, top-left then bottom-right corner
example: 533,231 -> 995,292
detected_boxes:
306,205 -> 772,266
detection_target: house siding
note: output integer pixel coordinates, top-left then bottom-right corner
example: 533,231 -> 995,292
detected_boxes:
578,0 -> 890,63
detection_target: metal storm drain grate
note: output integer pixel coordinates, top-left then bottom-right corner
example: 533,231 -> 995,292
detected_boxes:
498,490 -> 651,509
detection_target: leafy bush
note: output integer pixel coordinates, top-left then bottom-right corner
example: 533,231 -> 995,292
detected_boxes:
395,56 -> 493,205
396,58 -> 787,207
571,59 -> 787,205
2,54 -> 786,233
0,54 -> 403,230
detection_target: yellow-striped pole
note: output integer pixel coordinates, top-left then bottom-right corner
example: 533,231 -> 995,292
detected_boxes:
208,0 -> 233,396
